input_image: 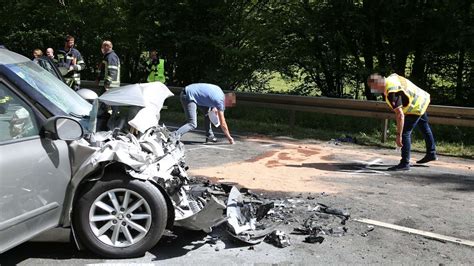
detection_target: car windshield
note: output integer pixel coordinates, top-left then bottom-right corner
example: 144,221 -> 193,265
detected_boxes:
5,61 -> 91,117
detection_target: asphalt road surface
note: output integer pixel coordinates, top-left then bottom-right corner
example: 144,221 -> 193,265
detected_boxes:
1,128 -> 473,265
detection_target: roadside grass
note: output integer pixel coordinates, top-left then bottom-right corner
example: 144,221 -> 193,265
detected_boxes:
161,97 -> 474,159
267,73 -> 302,93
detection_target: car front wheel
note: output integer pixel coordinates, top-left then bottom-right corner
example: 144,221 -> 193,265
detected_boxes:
73,176 -> 168,258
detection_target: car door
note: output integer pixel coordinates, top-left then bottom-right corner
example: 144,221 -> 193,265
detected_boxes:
0,80 -> 72,254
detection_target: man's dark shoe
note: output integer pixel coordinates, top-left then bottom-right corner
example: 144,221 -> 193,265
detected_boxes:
387,164 -> 410,171
205,137 -> 218,143
416,155 -> 438,164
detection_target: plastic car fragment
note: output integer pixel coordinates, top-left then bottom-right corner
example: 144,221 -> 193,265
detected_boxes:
226,187 -> 276,244
174,195 -> 227,232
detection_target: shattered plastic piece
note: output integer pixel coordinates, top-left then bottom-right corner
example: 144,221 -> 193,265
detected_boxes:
324,207 -> 350,218
227,187 -> 256,234
316,204 -> 350,224
256,202 -> 274,221
361,225 -> 375,237
265,230 -> 291,248
226,187 -> 277,244
293,203 -> 350,242
174,195 -> 227,232
329,227 -> 347,237
219,182 -> 235,194
304,235 -> 324,244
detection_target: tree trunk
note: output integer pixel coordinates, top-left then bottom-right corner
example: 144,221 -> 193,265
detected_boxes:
455,43 -> 466,102
362,0 -> 376,100
410,46 -> 426,87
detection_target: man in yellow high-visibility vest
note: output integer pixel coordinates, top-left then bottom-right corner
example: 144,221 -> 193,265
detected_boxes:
368,73 -> 437,171
146,49 -> 166,84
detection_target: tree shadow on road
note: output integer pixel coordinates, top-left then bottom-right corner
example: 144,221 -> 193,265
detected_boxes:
286,162 -> 474,192
181,140 -> 206,145
0,241 -> 96,265
286,162 -> 392,172
398,172 -> 474,192
149,225 -> 252,261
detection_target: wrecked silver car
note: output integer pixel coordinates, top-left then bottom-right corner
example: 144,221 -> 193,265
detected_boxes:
0,48 -> 223,258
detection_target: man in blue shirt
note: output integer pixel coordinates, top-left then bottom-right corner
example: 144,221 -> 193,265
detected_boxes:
175,83 -> 235,144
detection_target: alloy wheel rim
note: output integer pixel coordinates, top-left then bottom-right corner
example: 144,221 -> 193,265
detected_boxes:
89,188 -> 152,247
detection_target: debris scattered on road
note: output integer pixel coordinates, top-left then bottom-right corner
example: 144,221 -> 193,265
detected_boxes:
293,203 -> 350,243
226,186 -> 277,244
361,225 -> 375,237
304,235 -> 325,244
186,179 -> 354,249
264,230 -> 291,248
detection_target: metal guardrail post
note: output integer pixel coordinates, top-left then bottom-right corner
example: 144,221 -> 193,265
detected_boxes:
381,119 -> 389,143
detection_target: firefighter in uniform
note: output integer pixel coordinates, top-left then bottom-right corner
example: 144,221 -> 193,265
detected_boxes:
146,49 -> 166,83
97,40 -> 120,93
96,40 -> 121,131
368,73 -> 437,171
57,35 -> 85,90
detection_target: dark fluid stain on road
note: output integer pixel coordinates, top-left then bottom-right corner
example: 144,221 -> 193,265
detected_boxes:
266,159 -> 283,168
321,154 -> 336,161
278,152 -> 292,160
297,148 -> 320,156
245,150 -> 278,162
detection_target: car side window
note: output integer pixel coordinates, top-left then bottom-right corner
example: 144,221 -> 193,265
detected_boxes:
0,82 -> 39,142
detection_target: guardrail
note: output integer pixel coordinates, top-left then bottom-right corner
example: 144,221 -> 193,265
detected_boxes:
82,81 -> 474,142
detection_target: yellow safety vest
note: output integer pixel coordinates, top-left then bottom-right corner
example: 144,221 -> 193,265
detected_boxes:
384,74 -> 430,116
147,59 -> 166,83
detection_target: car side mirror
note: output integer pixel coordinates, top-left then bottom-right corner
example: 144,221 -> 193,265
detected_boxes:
44,116 -> 83,140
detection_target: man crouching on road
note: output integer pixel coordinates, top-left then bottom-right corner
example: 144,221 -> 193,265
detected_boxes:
174,83 -> 236,144
368,74 -> 437,171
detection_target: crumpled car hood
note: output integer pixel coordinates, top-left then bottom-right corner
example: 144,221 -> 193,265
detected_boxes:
68,125 -> 224,231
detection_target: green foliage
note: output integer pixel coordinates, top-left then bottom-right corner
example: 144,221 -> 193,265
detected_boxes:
0,0 -> 472,106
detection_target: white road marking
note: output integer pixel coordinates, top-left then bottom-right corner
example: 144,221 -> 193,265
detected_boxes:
346,158 -> 390,176
355,218 -> 474,247
187,145 -> 234,151
353,158 -> 383,166
261,144 -> 281,147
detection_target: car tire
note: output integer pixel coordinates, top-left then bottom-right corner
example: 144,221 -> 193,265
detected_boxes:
73,174 -> 168,258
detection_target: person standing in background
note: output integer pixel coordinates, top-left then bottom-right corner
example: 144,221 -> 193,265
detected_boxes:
32,49 -> 43,64
46,48 -> 57,64
146,49 -> 167,84
96,40 -> 122,131
97,40 -> 120,93
57,35 -> 85,90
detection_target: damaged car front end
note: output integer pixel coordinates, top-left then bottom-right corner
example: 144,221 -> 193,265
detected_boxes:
64,85 -> 227,258
0,47 -> 224,259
